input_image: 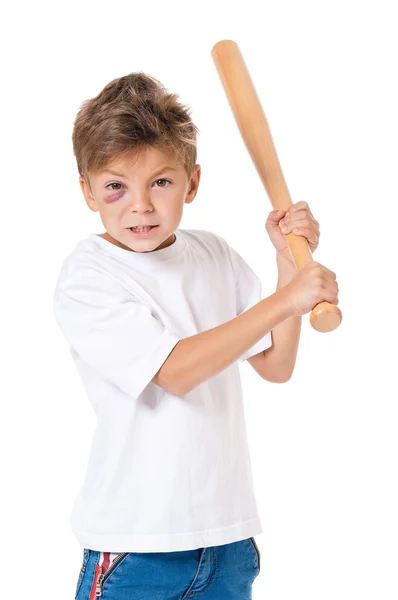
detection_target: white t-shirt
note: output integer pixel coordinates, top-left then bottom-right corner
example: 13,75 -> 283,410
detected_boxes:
53,227 -> 272,553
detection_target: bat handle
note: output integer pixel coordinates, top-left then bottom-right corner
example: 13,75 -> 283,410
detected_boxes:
286,232 -> 342,332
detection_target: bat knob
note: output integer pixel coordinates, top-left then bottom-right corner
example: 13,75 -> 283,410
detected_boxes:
310,302 -> 342,332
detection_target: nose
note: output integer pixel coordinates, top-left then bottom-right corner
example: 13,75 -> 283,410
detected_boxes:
128,192 -> 154,213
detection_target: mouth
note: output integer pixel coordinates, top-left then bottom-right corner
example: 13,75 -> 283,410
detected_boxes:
127,225 -> 159,238
128,225 -> 158,230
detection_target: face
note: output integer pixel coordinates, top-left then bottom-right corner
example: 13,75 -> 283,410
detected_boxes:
79,146 -> 201,252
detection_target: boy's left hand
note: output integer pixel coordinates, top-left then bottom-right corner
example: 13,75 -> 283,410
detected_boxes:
265,201 -> 320,264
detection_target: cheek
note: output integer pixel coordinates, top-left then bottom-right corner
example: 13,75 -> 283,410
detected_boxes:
104,190 -> 125,204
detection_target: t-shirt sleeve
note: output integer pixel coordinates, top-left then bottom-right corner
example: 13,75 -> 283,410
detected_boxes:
225,242 -> 273,361
53,268 -> 181,400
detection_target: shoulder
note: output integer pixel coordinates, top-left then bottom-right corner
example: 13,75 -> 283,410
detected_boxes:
179,228 -> 230,254
54,236 -> 120,294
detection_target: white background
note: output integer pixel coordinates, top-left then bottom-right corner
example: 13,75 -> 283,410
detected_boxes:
2,1 -> 397,598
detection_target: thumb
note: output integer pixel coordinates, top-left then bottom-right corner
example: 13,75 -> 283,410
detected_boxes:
267,209 -> 287,226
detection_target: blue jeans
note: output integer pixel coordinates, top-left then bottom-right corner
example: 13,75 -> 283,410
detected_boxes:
75,537 -> 261,599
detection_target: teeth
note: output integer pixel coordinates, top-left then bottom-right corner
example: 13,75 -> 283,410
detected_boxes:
132,226 -> 152,231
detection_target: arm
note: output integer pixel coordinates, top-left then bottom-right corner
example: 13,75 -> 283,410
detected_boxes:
152,285 -> 295,396
246,200 -> 323,382
245,253 -> 302,383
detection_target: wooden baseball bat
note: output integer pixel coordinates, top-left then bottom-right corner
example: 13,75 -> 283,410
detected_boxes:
211,39 -> 342,333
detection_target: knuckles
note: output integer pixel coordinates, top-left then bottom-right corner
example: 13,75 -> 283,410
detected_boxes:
294,201 -> 308,210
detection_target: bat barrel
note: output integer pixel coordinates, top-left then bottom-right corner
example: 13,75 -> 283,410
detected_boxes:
211,40 -> 292,211
211,39 -> 342,333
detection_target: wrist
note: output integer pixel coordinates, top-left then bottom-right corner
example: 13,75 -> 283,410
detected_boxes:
276,251 -> 295,268
273,286 -> 298,320
276,252 -> 297,282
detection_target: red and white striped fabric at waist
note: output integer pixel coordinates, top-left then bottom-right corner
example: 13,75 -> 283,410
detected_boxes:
89,552 -> 125,600
99,551 -> 124,574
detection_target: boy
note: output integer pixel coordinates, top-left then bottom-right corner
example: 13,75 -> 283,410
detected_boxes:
53,72 -> 339,599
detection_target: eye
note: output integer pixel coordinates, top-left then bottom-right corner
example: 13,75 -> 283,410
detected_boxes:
154,179 -> 171,187
106,183 -> 123,191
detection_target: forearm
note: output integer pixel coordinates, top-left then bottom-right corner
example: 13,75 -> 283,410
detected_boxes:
264,253 -> 302,379
159,287 -> 295,396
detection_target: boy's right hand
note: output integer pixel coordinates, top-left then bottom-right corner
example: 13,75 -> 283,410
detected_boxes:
283,262 -> 339,317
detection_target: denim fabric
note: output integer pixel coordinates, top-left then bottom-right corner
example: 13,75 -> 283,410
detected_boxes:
75,537 -> 261,599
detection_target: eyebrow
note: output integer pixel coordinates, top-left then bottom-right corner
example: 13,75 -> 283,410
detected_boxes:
100,165 -> 178,178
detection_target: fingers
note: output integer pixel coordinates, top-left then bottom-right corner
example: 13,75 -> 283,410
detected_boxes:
267,202 -> 318,232
279,202 -> 319,233
288,200 -> 314,218
310,262 -> 339,302
266,203 -> 321,256
279,214 -> 320,234
310,261 -> 336,279
323,284 -> 340,305
278,215 -> 320,251
279,221 -> 320,247
266,209 -> 287,225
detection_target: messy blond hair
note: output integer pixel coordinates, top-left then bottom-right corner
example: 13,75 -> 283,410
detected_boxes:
72,72 -> 199,188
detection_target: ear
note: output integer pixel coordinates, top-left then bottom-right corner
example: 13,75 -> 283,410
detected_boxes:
79,176 -> 99,212
185,164 -> 201,205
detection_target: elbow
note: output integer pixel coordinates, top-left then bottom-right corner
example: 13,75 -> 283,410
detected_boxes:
170,368 -> 197,396
169,375 -> 190,397
171,385 -> 187,397
163,376 -> 186,396
273,360 -> 296,383
173,378 -> 194,397
153,357 -> 188,397
172,376 -> 196,397
267,369 -> 294,384
274,373 -> 292,384
156,380 -> 186,397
